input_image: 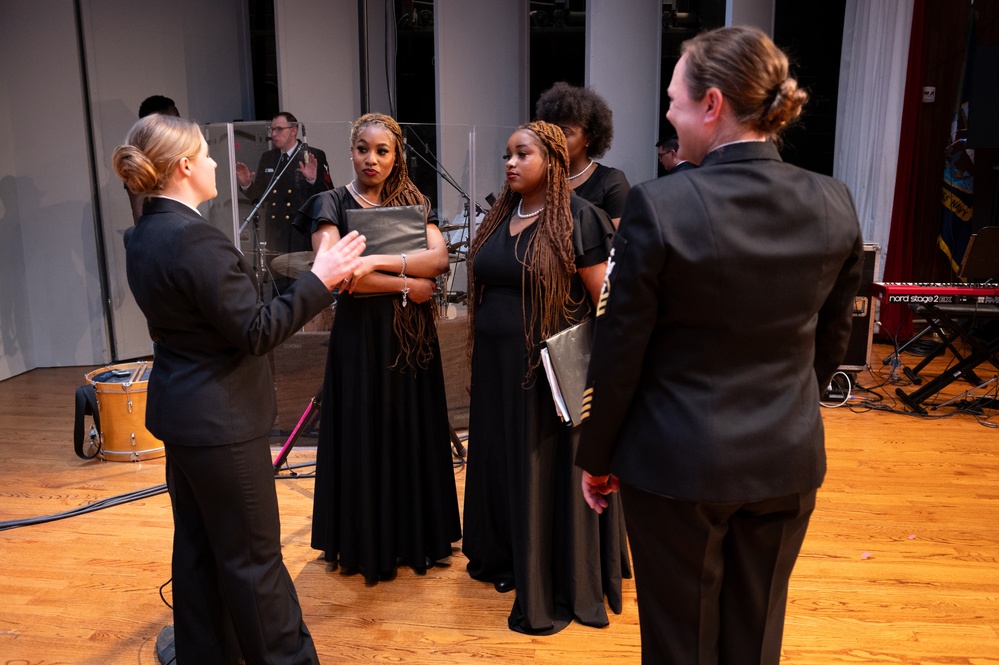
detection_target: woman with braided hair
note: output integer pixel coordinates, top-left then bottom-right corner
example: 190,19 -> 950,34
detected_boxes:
461,120 -> 620,634
294,113 -> 460,584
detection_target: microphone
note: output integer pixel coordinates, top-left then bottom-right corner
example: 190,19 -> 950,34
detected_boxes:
300,124 -> 310,164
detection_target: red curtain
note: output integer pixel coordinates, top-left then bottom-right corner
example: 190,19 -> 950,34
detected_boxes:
878,0 -> 926,342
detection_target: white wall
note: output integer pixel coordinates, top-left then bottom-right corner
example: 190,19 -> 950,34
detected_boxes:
81,0 -> 251,360
0,10 -> 32,380
274,0 -> 360,187
364,0 -> 395,115
435,0 -> 527,222
0,0 -> 252,380
276,0 -> 360,125
0,0 -> 105,379
587,0 -> 663,187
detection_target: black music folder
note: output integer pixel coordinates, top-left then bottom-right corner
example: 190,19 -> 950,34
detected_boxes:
345,205 -> 427,256
345,205 -> 427,296
958,226 -> 999,282
540,318 -> 595,426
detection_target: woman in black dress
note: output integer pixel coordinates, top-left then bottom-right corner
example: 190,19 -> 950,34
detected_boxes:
295,113 -> 461,584
535,82 -> 631,227
462,120 -> 619,634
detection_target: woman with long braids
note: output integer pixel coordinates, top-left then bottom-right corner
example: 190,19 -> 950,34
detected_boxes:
294,113 -> 461,584
462,121 -> 619,634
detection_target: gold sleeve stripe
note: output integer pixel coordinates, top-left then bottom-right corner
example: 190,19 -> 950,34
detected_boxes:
596,290 -> 609,317
579,387 -> 594,421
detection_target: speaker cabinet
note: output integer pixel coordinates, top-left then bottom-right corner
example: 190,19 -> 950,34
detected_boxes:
839,243 -> 881,371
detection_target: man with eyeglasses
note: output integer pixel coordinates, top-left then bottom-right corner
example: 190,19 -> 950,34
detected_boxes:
656,134 -> 696,176
236,112 -> 332,290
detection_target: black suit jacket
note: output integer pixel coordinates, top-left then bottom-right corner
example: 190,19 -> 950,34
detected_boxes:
124,197 -> 334,446
666,160 -> 696,175
244,140 -> 332,255
577,141 -> 863,502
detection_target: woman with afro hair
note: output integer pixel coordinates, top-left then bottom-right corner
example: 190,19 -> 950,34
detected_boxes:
536,82 -> 631,227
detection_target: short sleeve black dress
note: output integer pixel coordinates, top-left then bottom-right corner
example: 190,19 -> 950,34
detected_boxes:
572,163 -> 631,220
462,194 -> 625,634
294,186 -> 461,582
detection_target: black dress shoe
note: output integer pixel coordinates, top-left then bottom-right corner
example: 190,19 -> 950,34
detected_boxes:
493,579 -> 515,593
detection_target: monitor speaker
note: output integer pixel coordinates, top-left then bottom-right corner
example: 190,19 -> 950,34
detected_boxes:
839,243 -> 881,371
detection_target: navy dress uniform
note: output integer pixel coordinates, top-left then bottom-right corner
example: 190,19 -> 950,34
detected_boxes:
243,141 -> 332,256
577,140 -> 864,663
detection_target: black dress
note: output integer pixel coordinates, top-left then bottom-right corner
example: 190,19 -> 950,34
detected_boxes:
294,187 -> 461,583
462,195 -> 622,634
572,163 -> 631,220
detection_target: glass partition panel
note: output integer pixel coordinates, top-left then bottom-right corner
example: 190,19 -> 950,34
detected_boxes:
200,120 -> 517,441
202,122 -> 238,244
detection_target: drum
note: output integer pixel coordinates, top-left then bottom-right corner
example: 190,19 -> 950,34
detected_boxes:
84,361 -> 165,462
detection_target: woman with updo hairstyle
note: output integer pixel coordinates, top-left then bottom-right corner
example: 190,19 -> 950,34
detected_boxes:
293,112 -> 461,584
461,120 -> 623,635
114,113 -> 368,663
535,81 -> 630,227
576,26 -> 864,664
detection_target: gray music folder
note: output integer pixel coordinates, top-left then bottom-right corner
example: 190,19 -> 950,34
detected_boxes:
540,318 -> 595,426
345,205 -> 427,296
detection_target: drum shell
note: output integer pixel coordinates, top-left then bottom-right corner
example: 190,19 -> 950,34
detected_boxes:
84,362 -> 165,462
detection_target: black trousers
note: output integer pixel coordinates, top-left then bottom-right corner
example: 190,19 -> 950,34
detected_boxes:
165,436 -> 320,665
620,483 -> 816,665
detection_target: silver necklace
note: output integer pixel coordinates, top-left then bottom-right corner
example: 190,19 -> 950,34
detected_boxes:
348,180 -> 381,207
516,201 -> 544,219
566,159 -> 594,181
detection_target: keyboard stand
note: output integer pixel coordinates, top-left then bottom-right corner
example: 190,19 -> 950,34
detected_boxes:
895,303 -> 999,413
902,308 -> 985,385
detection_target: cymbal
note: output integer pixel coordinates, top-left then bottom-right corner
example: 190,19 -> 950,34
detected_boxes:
439,223 -> 468,232
270,251 -> 314,278
245,247 -> 283,256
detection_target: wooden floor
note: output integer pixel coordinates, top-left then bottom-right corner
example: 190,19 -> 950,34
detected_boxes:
0,343 -> 997,664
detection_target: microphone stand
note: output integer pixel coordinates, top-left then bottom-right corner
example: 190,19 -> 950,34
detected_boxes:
403,127 -> 489,310
238,142 -> 303,298
404,126 -> 487,217
401,127 -> 481,460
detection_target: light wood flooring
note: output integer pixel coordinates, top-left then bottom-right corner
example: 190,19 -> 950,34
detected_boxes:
0,343 -> 997,664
